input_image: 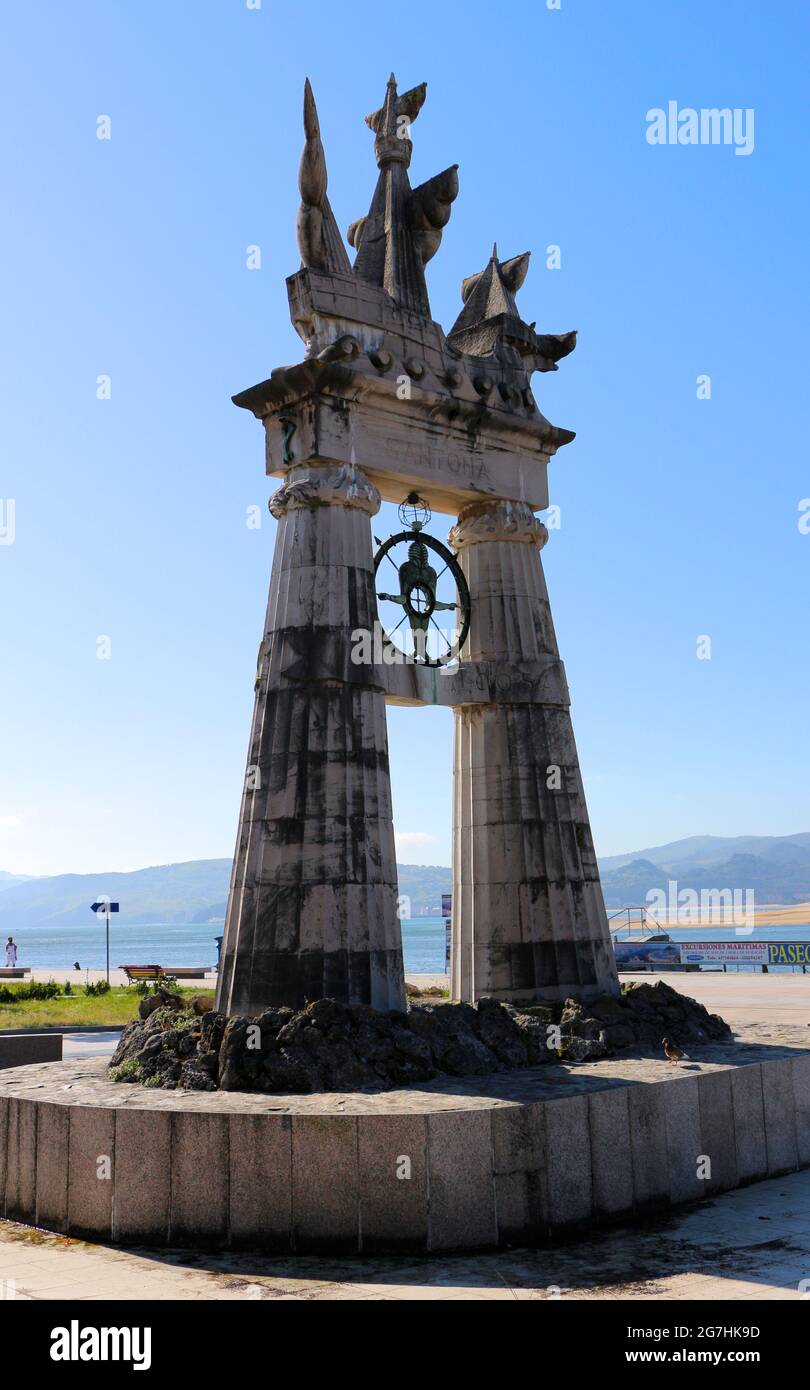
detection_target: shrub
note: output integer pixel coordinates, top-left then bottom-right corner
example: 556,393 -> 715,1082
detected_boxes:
108,1058 -> 140,1082
129,976 -> 180,997
0,980 -> 61,1003
84,979 -> 111,997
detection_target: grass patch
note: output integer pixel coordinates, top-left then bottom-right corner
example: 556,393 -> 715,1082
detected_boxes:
0,986 -> 215,1032
108,1057 -> 140,1082
405,982 -> 450,999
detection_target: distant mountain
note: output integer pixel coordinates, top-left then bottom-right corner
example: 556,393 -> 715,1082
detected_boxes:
0,859 -> 453,929
0,860 -> 233,931
598,832 -> 810,874
598,845 -> 810,908
0,871 -> 37,893
2,831 -> 809,928
396,864 -> 452,914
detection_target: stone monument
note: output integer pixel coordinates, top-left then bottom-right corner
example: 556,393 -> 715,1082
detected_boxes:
4,75 -> 806,1264
215,75 -> 619,1019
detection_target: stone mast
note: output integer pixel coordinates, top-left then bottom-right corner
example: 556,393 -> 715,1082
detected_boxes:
216,76 -> 619,1017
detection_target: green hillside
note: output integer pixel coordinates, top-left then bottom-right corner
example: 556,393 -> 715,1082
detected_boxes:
0,860 -> 453,928
2,831 -> 809,928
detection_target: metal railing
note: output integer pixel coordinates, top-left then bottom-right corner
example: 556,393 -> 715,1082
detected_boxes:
607,905 -> 667,940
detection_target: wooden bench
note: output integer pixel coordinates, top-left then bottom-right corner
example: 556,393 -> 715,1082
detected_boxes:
0,968 -> 31,979
119,965 -> 210,984
120,965 -> 166,985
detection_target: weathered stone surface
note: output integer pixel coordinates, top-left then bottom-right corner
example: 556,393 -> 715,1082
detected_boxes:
476,995 -> 529,1067
589,1087 -> 633,1217
792,1054 -> 810,1167
36,1103 -> 69,1233
215,467 -> 406,1018
220,75 -> 619,1020
228,1113 -> 292,1251
730,1065 -> 768,1184
491,1103 -> 548,1243
113,1109 -> 171,1244
544,1095 -> 592,1229
629,1083 -> 670,1211
67,1105 -> 114,1240
169,1114 -> 228,1247
0,1032 -> 62,1069
3,1029 -> 810,1255
663,1075 -> 704,1205
427,1110 -> 495,1250
138,987 -> 182,1020
697,1070 -> 738,1194
0,1096 -> 7,1216
5,1097 -> 36,1222
358,1113 -> 428,1253
762,1060 -> 799,1175
292,1115 -> 358,1253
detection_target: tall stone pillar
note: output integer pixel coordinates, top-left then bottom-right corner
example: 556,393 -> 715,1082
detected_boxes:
449,499 -> 618,1005
215,461 -> 406,1017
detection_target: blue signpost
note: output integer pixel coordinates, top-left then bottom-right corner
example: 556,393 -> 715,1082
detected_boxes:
90,898 -> 119,984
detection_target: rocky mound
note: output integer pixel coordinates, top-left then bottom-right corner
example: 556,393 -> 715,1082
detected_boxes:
108,981 -> 732,1094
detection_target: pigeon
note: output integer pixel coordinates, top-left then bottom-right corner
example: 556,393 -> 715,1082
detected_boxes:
662,1036 -> 689,1064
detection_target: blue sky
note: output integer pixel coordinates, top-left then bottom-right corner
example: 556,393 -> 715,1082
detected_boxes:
1,0 -> 808,876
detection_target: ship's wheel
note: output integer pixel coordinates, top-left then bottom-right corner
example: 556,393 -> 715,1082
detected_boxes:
373,494 -> 471,667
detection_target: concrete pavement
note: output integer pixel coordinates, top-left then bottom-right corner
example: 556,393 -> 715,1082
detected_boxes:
1,1167 -> 809,1300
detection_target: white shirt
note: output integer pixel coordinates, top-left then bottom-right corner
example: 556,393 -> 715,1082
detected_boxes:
5,943 -> 17,965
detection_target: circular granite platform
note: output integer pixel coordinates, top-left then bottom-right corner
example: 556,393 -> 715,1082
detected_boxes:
1,1028 -> 808,1253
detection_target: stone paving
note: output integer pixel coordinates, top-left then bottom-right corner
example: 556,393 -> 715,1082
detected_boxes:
1,1166 -> 808,1300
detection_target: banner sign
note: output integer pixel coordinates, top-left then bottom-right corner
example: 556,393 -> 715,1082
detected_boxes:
613,940 -> 681,968
679,941 -> 810,966
679,941 -> 768,966
765,941 -> 810,966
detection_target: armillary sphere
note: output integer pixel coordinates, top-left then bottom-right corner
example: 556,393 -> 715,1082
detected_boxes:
373,493 -> 471,667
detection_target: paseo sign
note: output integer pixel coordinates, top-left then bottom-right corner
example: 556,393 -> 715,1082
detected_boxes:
765,941 -> 810,966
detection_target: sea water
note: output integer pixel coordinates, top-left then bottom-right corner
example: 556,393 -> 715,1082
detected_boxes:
7,919 -> 810,977
5,918 -> 449,975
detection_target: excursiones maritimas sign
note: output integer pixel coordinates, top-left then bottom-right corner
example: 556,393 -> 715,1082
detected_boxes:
681,941 -> 810,968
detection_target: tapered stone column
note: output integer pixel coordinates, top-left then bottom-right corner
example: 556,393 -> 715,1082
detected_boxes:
449,499 -> 618,1005
216,461 -> 406,1016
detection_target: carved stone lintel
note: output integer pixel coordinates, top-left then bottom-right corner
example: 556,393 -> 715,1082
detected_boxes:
448,498 -> 548,550
269,462 -> 381,518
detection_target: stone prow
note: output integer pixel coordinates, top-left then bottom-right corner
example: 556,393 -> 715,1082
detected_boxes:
365,78 -> 427,134
296,78 -> 352,275
408,164 -> 460,265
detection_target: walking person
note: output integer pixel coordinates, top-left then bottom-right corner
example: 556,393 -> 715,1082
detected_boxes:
5,936 -> 18,968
